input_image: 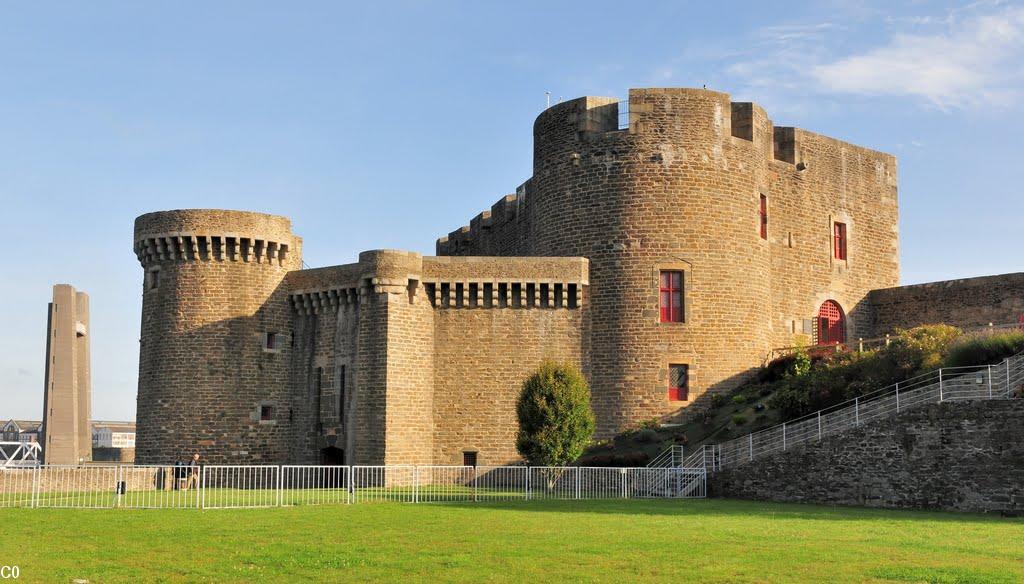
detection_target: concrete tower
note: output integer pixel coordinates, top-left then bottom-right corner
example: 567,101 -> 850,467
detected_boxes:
133,210 -> 302,464
41,284 -> 92,464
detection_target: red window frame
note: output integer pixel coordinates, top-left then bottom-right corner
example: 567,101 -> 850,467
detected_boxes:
759,195 -> 768,240
659,271 -> 684,323
833,222 -> 847,260
668,364 -> 689,401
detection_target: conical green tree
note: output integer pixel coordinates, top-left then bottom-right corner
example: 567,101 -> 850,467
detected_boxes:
515,361 -> 596,466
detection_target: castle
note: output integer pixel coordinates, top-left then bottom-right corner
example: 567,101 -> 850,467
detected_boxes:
133,88 -> 1024,466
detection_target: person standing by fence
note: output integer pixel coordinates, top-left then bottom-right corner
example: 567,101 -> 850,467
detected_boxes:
184,453 -> 201,490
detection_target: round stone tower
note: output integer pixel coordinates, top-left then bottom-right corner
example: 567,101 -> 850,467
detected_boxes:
133,209 -> 302,464
529,89 -> 775,434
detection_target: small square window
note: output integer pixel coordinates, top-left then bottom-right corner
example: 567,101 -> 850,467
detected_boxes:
668,364 -> 689,401
463,451 -> 478,467
263,332 -> 281,352
147,269 -> 160,290
260,405 -> 274,421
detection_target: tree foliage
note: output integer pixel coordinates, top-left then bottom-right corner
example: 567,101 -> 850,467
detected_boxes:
515,361 -> 596,466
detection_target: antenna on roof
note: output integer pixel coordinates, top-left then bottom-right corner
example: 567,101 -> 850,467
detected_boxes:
545,91 -> 551,108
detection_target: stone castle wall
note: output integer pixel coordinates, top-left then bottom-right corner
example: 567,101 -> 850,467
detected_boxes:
282,253 -> 589,465
134,209 -> 302,465
133,88 -> 1020,467
439,88 -> 898,436
710,399 -> 1024,514
423,256 -> 588,465
869,273 -> 1024,334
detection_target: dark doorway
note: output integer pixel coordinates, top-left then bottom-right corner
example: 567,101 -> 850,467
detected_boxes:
321,446 -> 345,466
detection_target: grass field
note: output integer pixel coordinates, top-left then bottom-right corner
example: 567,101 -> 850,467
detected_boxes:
2,499 -> 1022,583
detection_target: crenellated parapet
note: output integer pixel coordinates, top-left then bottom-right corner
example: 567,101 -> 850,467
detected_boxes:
289,287 -> 361,315
134,209 -> 302,270
286,252 -> 589,313
436,183 -> 529,256
421,279 -> 582,309
134,233 -> 293,266
422,255 -> 587,309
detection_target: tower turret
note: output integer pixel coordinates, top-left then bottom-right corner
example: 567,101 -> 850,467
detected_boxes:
133,209 -> 302,463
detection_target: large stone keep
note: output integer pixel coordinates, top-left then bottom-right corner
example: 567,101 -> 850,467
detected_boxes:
133,87 -> 1024,465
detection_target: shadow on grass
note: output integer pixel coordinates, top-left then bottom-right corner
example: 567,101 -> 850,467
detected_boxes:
432,497 -> 1024,525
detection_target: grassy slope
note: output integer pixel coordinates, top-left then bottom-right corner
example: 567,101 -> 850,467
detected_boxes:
5,500 -> 1022,583
584,389 -> 782,466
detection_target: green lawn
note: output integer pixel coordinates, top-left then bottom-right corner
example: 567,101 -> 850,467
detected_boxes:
3,499 -> 1021,583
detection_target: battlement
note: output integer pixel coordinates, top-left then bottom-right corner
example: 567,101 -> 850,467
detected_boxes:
134,233 -> 293,266
531,87 -> 893,167
436,187 -> 527,255
287,252 -> 589,314
438,87 -> 897,256
134,209 -> 301,268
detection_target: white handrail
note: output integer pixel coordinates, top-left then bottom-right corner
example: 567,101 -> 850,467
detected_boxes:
649,351 -> 1024,472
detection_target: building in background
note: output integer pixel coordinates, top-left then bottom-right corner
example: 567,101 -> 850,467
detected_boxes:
1,419 -> 41,443
92,421 -> 136,448
40,284 -> 92,464
91,420 -> 136,462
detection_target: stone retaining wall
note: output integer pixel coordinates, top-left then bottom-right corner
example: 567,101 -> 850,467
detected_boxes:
710,399 -> 1024,513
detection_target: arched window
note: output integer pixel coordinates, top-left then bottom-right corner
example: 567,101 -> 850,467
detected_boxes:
817,300 -> 846,345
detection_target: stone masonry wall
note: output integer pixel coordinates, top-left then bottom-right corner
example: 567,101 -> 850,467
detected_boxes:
710,399 -> 1024,514
134,210 -> 301,465
869,273 -> 1024,335
439,88 -> 898,437
432,306 -> 584,466
283,252 -> 588,465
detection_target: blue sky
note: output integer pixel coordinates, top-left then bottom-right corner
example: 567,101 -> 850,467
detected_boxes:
2,1 -> 1022,420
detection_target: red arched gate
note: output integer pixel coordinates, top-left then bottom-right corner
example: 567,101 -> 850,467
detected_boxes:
817,300 -> 846,345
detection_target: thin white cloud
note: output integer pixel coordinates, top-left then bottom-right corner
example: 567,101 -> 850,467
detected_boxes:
703,3 -> 1024,113
813,6 -> 1024,108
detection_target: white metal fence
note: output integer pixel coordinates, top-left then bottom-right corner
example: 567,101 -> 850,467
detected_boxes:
679,352 -> 1024,472
0,464 -> 705,509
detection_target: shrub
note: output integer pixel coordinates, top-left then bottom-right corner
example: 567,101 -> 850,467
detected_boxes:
731,395 -> 747,405
765,325 -> 971,420
638,418 -> 660,430
516,361 -> 596,466
635,428 -> 659,443
944,332 -> 1024,368
889,324 -> 962,372
731,414 -> 748,426
788,348 -> 812,378
709,394 -> 726,408
758,354 -> 796,383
